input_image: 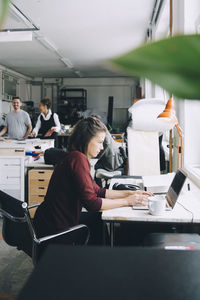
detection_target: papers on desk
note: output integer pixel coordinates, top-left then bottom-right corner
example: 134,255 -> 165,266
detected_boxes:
143,173 -> 175,193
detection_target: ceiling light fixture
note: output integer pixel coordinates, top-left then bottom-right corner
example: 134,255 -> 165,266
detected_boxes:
74,70 -> 81,77
60,58 -> 74,69
0,31 -> 32,42
36,36 -> 58,52
2,3 -> 39,32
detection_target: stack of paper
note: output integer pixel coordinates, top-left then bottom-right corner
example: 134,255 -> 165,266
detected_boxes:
143,173 -> 175,193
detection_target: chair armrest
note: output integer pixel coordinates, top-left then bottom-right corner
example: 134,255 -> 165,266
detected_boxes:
37,224 -> 89,245
28,203 -> 40,209
0,208 -> 26,223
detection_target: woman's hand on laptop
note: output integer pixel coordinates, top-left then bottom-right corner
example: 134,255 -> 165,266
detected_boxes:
126,191 -> 153,207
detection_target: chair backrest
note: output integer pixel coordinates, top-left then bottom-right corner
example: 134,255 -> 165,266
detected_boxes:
0,190 -> 25,219
0,190 -> 90,265
0,190 -> 32,254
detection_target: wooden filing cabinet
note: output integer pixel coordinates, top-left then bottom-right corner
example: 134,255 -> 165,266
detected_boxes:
28,169 -> 53,218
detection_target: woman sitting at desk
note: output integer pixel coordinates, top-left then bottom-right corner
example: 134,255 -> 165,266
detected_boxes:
33,117 -> 151,244
31,98 -> 61,143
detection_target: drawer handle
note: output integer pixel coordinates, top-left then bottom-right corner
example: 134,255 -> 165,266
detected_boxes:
38,179 -> 44,182
38,171 -> 45,174
4,164 -> 20,166
39,187 -> 45,190
38,195 -> 44,197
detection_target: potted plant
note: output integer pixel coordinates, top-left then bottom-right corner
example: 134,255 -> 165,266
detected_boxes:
112,34 -> 200,100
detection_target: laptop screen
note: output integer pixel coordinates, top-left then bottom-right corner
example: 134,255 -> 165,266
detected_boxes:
166,169 -> 187,208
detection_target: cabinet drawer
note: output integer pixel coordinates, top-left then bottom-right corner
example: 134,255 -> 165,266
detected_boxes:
0,166 -> 21,178
29,194 -> 45,204
0,158 -> 21,166
0,177 -> 20,185
29,179 -> 50,188
29,185 -> 48,195
29,169 -> 53,180
0,166 -> 21,184
0,148 -> 25,156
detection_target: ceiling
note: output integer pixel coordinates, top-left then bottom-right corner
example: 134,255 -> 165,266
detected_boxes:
0,0 -> 155,78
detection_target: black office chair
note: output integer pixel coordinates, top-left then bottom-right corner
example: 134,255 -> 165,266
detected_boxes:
0,190 -> 90,265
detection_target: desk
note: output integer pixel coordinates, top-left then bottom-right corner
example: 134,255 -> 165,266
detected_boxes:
0,139 -> 54,201
102,176 -> 200,246
18,245 -> 200,300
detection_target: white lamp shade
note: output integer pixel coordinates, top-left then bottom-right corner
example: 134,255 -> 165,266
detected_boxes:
128,98 -> 174,132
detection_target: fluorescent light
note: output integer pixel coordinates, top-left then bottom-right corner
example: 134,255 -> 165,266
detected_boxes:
60,58 -> 74,69
74,70 -> 82,77
36,36 -> 58,52
0,31 -> 32,42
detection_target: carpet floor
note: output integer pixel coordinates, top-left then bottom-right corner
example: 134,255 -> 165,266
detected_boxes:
0,219 -> 33,300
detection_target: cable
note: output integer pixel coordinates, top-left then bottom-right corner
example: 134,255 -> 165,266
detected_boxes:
177,202 -> 194,222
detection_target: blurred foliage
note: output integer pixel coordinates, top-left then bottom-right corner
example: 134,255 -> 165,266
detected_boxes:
0,0 -> 10,29
112,34 -> 200,100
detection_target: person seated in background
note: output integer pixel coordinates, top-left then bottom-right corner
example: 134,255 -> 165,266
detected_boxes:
90,115 -> 126,186
34,117 -> 152,245
31,98 -> 61,145
96,130 -> 126,171
0,96 -> 32,139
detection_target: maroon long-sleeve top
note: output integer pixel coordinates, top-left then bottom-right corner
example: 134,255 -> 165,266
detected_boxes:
33,151 -> 105,237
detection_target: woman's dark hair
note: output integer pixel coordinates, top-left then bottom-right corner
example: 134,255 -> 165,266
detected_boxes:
67,116 -> 107,155
40,98 -> 51,109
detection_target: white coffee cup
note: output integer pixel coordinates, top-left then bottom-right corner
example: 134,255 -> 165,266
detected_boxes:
148,195 -> 166,216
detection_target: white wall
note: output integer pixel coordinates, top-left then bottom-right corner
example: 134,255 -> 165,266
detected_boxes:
31,85 -> 42,107
62,77 -> 136,127
172,0 -> 200,171
62,77 -> 136,108
150,0 -> 200,171
183,0 -> 200,34
184,100 -> 200,165
0,67 -> 137,129
30,77 -> 137,127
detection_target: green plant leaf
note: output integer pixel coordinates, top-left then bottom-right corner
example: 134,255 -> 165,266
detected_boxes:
0,0 -> 10,29
112,34 -> 200,100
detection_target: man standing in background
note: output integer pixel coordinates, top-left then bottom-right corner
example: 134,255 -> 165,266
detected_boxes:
0,96 -> 32,139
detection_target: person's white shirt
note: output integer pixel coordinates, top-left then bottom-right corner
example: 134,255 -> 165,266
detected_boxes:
33,109 -> 61,137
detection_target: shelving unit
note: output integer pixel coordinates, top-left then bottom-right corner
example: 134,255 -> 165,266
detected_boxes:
58,88 -> 87,125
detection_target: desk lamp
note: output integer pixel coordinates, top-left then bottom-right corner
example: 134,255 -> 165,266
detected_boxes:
157,98 -> 184,169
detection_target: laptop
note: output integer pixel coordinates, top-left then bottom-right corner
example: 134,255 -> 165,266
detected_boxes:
132,169 -> 187,210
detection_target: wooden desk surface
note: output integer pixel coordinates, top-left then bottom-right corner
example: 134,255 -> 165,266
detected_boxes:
18,246 -> 200,300
102,176 -> 200,223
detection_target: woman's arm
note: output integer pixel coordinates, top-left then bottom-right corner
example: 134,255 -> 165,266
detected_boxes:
32,115 -> 41,137
101,191 -> 150,210
52,113 -> 61,132
105,189 -> 152,199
